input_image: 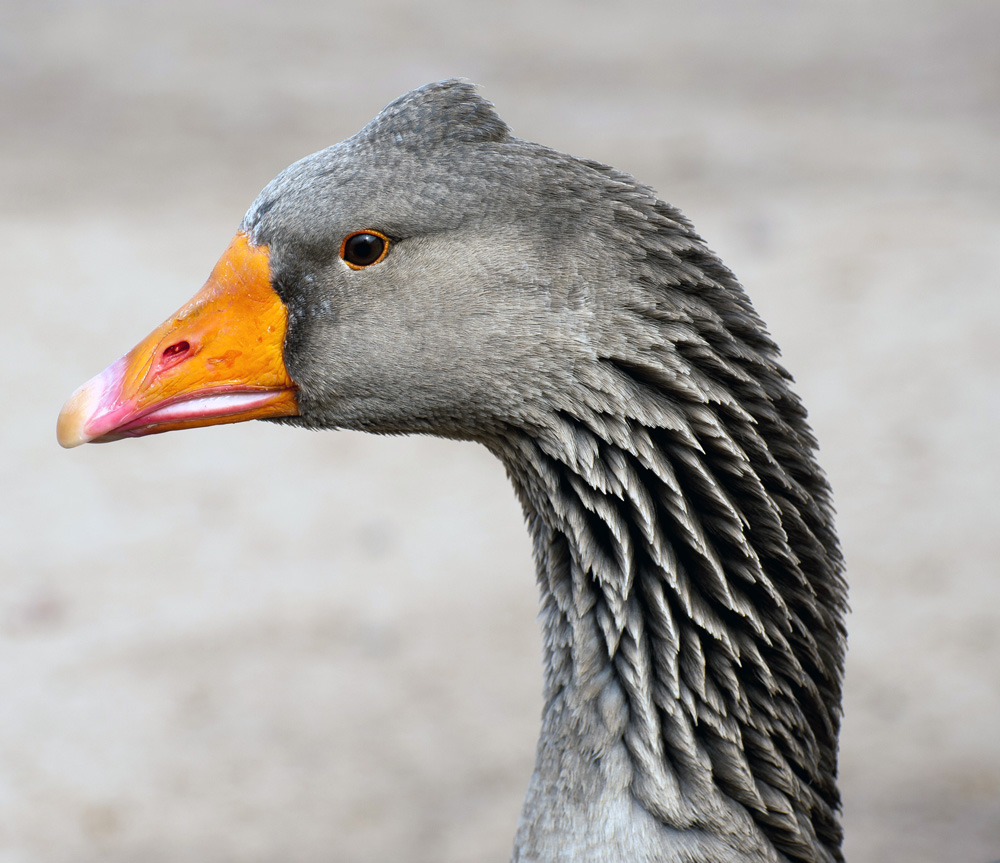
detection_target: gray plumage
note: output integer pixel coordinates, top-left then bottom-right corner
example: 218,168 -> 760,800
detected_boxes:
244,80 -> 847,863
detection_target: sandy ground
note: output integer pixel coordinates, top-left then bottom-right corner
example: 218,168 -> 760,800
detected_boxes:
2,1 -> 999,861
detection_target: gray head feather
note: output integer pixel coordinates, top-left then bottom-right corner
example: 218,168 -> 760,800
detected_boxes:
358,79 -> 511,147
240,81 -> 846,863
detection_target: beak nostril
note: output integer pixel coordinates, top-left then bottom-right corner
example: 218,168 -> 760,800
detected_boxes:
162,340 -> 190,360
160,340 -> 191,369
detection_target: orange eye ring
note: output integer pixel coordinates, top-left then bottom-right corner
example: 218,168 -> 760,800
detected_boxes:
340,230 -> 390,269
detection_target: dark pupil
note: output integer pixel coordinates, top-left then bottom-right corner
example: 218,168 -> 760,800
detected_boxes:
345,233 -> 385,266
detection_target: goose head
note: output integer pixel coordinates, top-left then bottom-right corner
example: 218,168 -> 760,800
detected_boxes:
58,81 -> 625,448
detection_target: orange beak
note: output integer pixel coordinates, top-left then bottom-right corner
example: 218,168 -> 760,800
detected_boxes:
57,232 -> 299,448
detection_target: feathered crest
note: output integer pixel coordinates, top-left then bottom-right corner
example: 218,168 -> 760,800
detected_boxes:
360,79 -> 511,148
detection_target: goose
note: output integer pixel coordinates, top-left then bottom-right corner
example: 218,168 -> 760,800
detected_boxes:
57,80 -> 846,863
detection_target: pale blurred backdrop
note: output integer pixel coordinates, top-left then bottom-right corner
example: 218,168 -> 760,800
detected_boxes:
1,1 -> 998,861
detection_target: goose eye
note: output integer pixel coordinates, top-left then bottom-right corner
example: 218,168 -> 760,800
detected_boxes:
341,230 -> 389,269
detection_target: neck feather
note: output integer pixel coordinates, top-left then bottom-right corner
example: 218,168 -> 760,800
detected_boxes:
489,242 -> 846,863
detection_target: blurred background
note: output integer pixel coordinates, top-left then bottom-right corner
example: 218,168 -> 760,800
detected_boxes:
2,1 -> 998,861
